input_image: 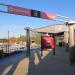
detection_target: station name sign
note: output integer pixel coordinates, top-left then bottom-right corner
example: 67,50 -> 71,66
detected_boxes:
0,4 -> 56,20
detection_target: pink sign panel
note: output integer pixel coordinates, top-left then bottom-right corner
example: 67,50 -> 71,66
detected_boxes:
41,12 -> 56,20
8,5 -> 31,16
7,5 -> 56,20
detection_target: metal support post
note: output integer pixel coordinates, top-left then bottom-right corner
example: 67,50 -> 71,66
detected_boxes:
53,34 -> 55,55
25,27 -> 30,57
65,21 -> 75,65
8,30 -> 9,53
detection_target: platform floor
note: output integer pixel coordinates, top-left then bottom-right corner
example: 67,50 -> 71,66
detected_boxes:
0,46 -> 75,75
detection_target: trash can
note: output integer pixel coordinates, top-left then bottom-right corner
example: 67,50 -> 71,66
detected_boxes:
69,46 -> 75,65
59,42 -> 62,47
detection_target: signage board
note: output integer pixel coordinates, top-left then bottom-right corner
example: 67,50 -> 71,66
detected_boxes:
0,4 -> 56,20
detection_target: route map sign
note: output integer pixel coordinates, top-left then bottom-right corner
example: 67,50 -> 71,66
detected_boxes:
0,4 -> 56,20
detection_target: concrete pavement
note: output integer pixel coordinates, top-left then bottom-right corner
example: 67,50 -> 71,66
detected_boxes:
28,46 -> 75,75
0,46 -> 75,75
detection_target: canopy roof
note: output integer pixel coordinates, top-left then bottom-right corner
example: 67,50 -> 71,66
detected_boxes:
32,24 -> 68,33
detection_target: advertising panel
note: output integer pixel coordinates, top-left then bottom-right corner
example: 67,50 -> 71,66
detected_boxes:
41,35 -> 54,50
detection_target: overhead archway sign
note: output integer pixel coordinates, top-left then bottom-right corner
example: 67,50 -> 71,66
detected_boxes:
0,4 -> 56,20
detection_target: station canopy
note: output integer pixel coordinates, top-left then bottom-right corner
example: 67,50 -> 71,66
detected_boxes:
32,24 -> 69,34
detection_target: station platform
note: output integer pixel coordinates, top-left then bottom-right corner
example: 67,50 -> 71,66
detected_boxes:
0,46 -> 75,75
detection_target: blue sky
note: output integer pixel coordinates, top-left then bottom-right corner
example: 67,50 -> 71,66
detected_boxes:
0,0 -> 75,38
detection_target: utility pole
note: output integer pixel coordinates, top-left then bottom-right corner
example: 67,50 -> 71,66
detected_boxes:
20,34 -> 21,44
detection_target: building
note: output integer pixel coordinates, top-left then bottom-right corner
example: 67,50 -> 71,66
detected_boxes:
32,24 -> 73,45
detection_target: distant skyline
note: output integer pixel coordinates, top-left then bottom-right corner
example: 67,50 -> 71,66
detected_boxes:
0,0 -> 75,38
